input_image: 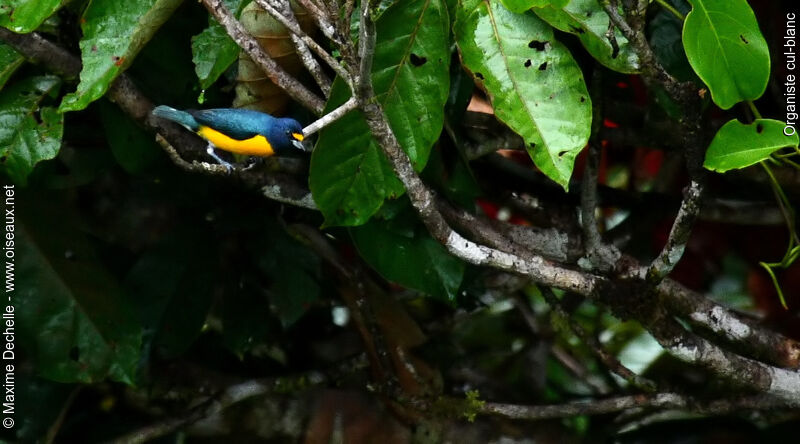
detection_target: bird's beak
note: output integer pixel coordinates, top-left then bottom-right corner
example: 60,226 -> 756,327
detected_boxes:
291,132 -> 307,151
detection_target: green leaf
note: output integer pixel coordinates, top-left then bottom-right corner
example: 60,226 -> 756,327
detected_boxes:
703,119 -> 799,172
123,233 -> 215,359
58,0 -> 183,112
682,0 -> 770,110
351,217 -> 465,301
310,0 -> 450,227
191,0 -> 247,90
16,195 -> 142,384
648,0 -> 695,81
533,0 -> 639,74
98,101 -> 162,174
192,22 -> 239,90
455,0 -> 591,189
0,0 -> 62,33
499,0 -> 568,13
252,224 -> 322,327
310,84 -> 406,227
0,75 -> 63,185
0,42 -> 25,90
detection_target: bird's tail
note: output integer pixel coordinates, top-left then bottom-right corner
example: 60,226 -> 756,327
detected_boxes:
152,105 -> 199,131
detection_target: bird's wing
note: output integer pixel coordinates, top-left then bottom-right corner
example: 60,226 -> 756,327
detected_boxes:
189,109 -> 272,140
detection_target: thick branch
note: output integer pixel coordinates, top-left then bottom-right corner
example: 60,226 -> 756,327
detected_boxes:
649,318 -> 800,406
200,0 -> 324,114
479,392 -> 785,421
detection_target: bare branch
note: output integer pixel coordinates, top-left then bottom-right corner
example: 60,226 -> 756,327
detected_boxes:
478,392 -> 786,420
256,0 -> 352,87
647,181 -> 704,283
580,143 -> 621,272
265,0 -> 332,96
302,96 -> 358,136
541,287 -> 656,391
295,0 -> 339,42
200,0 -> 325,114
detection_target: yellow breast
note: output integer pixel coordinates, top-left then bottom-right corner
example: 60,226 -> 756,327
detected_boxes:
197,126 -> 274,156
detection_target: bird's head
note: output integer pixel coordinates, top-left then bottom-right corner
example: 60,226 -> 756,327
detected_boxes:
270,117 -> 307,153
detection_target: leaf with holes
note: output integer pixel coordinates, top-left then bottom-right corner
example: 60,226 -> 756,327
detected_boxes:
455,0 -> 591,189
0,76 -> 63,185
499,0 -> 568,13
533,0 -> 639,73
16,196 -> 142,384
0,0 -> 63,33
0,42 -> 25,91
682,0 -> 769,109
704,119 -> 799,172
59,0 -> 183,112
310,0 -> 450,226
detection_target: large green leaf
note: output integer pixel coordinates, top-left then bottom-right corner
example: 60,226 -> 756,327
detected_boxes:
123,232 -> 215,359
310,0 -> 450,226
251,224 -> 322,327
703,119 -> 799,172
499,0 -> 568,13
682,0 -> 769,110
310,82 -> 405,227
0,42 -> 25,90
350,216 -> 465,301
191,0 -> 246,90
0,75 -> 63,185
0,0 -> 62,33
59,0 -> 183,112
98,100 -> 163,174
533,0 -> 639,74
455,0 -> 591,189
16,196 -> 142,384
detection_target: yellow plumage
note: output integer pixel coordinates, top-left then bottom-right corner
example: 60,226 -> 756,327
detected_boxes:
197,126 -> 274,156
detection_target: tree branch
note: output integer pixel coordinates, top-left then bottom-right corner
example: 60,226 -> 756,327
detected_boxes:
264,0 -> 332,96
478,392 -> 786,421
200,0 -> 325,114
302,96 -> 358,136
256,0 -> 350,88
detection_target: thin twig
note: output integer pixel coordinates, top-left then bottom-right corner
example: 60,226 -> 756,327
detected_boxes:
302,96 -> 359,136
295,0 -> 339,41
265,0 -> 332,96
541,287 -> 657,391
200,0 -> 325,114
256,0 -> 352,87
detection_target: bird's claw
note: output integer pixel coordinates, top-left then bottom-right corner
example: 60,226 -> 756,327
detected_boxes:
206,144 -> 234,175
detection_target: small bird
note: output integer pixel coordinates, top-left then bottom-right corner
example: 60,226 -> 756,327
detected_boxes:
152,106 -> 306,171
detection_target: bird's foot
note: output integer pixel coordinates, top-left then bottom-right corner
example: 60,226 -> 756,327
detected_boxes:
206,145 -> 234,174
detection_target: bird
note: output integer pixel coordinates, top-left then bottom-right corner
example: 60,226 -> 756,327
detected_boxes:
152,106 -> 306,172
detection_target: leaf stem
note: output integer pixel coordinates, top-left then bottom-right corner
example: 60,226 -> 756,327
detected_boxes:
759,262 -> 788,309
760,161 -> 799,246
655,0 -> 685,21
747,100 -> 762,119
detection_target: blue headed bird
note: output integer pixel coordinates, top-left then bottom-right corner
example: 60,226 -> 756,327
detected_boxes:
152,106 -> 306,171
